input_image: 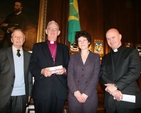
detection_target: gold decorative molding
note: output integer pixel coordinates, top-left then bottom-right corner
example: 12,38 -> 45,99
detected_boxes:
37,0 -> 48,42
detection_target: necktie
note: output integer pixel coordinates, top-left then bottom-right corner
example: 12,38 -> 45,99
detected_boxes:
17,49 -> 21,57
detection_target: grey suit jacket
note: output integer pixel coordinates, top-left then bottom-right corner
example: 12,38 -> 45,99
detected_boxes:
68,51 -> 100,99
0,47 -> 32,108
99,45 -> 141,109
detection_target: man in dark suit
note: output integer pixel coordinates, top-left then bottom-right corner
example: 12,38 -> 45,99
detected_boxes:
0,1 -> 28,48
29,20 -> 70,113
0,29 -> 32,113
99,28 -> 141,113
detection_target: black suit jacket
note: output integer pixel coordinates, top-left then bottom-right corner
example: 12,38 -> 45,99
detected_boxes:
1,12 -> 28,32
1,12 -> 28,46
29,41 -> 70,100
99,46 -> 141,109
0,47 -> 32,108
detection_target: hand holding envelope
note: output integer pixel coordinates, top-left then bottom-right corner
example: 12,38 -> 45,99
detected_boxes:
49,65 -> 63,74
41,67 -> 52,77
105,83 -> 136,103
105,83 -> 123,101
41,65 -> 66,77
114,94 -> 136,103
111,90 -> 123,101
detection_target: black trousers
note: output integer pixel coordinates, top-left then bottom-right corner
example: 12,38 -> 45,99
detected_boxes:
34,83 -> 65,113
106,102 -> 141,113
0,95 -> 26,113
34,98 -> 65,113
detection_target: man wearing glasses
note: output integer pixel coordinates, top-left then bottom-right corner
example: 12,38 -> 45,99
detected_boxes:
29,20 -> 70,113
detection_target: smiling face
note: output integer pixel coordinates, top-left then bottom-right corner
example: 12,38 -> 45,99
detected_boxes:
11,30 -> 25,49
78,36 -> 90,50
106,28 -> 122,50
45,21 -> 60,42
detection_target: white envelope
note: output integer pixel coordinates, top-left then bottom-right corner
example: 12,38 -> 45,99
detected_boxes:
48,65 -> 63,74
114,94 -> 136,103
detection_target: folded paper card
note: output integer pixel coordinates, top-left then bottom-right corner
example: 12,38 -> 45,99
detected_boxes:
48,65 -> 63,74
114,94 -> 136,103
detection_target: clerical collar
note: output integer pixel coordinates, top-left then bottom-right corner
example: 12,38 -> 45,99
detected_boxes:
50,41 -> 54,44
112,45 -> 123,53
47,40 -> 56,44
113,49 -> 118,52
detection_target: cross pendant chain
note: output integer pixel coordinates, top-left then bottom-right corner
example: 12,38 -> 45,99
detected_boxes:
51,46 -> 57,64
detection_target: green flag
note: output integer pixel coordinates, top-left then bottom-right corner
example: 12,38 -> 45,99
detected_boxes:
68,0 -> 81,44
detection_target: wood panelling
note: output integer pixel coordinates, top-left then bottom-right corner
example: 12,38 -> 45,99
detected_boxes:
46,0 -> 69,45
104,0 -> 141,45
45,0 -> 141,51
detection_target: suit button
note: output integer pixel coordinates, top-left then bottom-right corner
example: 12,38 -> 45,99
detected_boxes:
82,75 -> 83,77
82,68 -> 84,70
78,81 -> 79,82
86,81 -> 87,83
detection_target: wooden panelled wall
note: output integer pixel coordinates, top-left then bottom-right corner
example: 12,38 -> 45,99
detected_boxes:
46,0 -> 141,53
44,0 -> 141,112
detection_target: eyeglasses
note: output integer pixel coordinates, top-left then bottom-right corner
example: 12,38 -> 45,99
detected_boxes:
47,27 -> 59,31
13,36 -> 24,39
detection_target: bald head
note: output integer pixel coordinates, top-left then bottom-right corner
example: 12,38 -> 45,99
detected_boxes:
106,28 -> 122,50
106,28 -> 120,37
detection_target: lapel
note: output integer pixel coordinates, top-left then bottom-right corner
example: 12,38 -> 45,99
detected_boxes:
55,43 -> 64,65
42,42 -> 53,61
55,42 -> 59,62
83,51 -> 91,66
78,52 -> 84,66
23,50 -> 28,77
80,51 -> 93,66
71,53 -> 82,66
86,51 -> 96,66
76,52 -> 90,66
6,47 -> 15,75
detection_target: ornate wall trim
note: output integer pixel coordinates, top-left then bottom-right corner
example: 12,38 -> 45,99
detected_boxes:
37,0 -> 47,42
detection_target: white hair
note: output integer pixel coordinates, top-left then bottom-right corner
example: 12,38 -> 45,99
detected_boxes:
47,20 -> 59,29
11,29 -> 25,39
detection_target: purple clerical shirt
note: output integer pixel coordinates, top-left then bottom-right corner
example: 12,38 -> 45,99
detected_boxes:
47,40 -> 57,65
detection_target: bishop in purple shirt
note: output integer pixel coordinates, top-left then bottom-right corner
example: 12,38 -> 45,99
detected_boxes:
29,20 -> 70,113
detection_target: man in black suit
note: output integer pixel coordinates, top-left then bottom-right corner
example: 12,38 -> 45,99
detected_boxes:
99,28 -> 141,113
29,20 -> 70,113
0,1 -> 28,48
0,29 -> 32,113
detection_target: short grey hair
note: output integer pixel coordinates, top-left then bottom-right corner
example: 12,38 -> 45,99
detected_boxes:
11,29 -> 25,39
46,20 -> 59,29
